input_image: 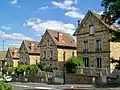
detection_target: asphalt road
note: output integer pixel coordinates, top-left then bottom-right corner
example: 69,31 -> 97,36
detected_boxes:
10,82 -> 120,90
11,82 -> 61,90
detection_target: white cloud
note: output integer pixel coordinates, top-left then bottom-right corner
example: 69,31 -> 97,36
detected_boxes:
38,6 -> 49,10
93,11 -> 104,15
16,5 -> 21,8
1,25 -> 11,30
10,0 -> 18,5
0,31 -> 33,41
65,11 -> 85,19
52,0 -> 78,11
24,18 -> 75,35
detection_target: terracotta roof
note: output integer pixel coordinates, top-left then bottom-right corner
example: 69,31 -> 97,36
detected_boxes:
0,51 -> 7,61
74,10 -> 119,36
24,40 -> 40,54
47,29 -> 76,48
8,48 -> 20,59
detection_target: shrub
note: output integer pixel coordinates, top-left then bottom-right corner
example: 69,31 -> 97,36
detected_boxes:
0,82 -> 12,90
65,57 -> 84,73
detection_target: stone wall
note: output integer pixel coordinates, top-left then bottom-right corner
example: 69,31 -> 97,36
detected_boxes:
65,73 -> 98,84
29,55 -> 40,65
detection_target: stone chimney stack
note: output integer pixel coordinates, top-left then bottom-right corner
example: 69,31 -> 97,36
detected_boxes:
58,32 -> 63,42
77,20 -> 81,26
13,50 -> 17,56
30,43 -> 34,51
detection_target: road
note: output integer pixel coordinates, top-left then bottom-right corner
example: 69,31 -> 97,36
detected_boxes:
10,82 -> 120,90
11,82 -> 61,90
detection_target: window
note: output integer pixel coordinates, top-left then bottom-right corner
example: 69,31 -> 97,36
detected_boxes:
97,58 -> 102,68
72,51 -> 75,57
50,51 -> 53,59
43,51 -> 46,59
46,40 -> 50,47
89,25 -> 94,35
83,57 -> 89,67
83,41 -> 88,52
96,40 -> 101,51
63,51 -> 66,62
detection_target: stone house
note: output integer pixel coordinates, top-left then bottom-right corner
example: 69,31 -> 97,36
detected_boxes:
5,48 -> 20,67
38,29 -> 77,70
74,10 -> 120,74
19,40 -> 40,65
0,51 -> 7,69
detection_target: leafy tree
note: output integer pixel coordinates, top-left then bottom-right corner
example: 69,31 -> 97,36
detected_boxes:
101,0 -> 120,42
65,57 -> 84,73
29,64 -> 39,74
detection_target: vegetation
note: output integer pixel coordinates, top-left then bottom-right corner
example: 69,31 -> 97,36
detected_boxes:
65,57 -> 84,73
0,82 -> 12,90
101,0 -> 120,42
115,64 -> 120,70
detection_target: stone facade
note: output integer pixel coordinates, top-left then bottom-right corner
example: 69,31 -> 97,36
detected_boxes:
5,48 -> 20,67
19,40 -> 40,65
75,11 -> 120,74
39,30 -> 77,70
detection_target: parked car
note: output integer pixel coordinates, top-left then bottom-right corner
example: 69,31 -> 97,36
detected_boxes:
4,76 -> 12,82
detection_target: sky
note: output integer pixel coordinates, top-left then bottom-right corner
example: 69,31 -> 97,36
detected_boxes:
0,0 -> 103,50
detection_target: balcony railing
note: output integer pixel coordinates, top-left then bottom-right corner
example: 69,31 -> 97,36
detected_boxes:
96,48 -> 102,52
83,49 -> 88,52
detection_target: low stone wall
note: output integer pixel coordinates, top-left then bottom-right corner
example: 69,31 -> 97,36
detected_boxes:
65,73 -> 99,84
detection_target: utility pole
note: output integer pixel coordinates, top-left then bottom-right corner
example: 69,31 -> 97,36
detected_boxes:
3,40 -> 5,51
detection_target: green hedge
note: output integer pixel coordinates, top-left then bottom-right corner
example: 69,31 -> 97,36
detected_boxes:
0,82 -> 12,90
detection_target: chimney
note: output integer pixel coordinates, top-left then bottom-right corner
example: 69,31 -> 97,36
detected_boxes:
30,43 -> 34,51
77,20 -> 81,26
58,32 -> 63,42
13,50 -> 17,56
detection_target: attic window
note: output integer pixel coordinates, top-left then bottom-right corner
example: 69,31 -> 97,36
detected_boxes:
46,40 -> 50,47
89,25 -> 94,35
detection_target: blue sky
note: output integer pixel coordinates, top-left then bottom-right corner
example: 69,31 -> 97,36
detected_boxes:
0,0 -> 103,50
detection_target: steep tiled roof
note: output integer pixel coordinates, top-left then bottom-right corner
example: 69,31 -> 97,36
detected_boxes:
24,40 -> 40,54
74,10 -> 119,36
8,48 -> 20,59
0,51 -> 7,61
47,29 -> 76,48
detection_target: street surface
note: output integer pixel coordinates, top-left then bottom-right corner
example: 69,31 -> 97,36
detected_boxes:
10,82 -> 120,90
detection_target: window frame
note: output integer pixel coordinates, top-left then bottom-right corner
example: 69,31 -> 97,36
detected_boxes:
96,58 -> 102,68
89,25 -> 94,35
83,57 -> 89,67
83,41 -> 88,52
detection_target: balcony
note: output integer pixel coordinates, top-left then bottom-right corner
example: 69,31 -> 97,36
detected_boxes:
96,48 -> 102,52
83,49 -> 88,52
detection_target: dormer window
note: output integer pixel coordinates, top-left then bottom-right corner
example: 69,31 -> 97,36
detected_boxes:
89,25 -> 94,35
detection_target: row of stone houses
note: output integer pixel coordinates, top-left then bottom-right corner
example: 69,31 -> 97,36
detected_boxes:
0,29 -> 77,71
0,10 -> 120,74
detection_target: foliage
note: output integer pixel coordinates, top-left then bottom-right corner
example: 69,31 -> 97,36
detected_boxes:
0,82 -> 12,90
101,0 -> 120,42
2,65 -> 13,75
29,64 -> 39,74
65,57 -> 84,73
115,64 -> 120,70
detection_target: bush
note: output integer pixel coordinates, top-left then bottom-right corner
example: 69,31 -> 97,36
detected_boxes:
0,82 -> 12,90
65,57 -> 84,73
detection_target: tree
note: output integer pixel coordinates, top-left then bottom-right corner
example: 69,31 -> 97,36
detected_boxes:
101,0 -> 120,42
65,57 -> 84,73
